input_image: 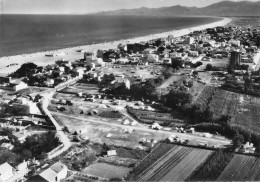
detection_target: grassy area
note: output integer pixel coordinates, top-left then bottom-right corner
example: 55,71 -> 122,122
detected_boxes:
98,111 -> 124,119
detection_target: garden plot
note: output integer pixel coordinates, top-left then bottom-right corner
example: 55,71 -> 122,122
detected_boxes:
82,163 -> 131,179
60,83 -> 99,95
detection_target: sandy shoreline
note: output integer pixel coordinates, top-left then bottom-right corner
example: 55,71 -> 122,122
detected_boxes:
0,17 -> 232,75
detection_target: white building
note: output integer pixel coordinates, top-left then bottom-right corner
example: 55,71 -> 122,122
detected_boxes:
145,54 -> 159,63
29,162 -> 68,182
10,80 -> 28,91
0,162 -> 14,181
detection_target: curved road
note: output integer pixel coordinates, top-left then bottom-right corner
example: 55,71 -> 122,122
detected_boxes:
40,92 -> 72,159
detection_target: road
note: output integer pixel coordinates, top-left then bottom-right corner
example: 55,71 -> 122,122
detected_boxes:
40,92 -> 72,159
51,111 -> 231,147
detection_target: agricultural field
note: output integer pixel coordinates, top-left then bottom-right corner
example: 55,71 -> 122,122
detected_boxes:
128,144 -> 213,181
189,150 -> 234,181
127,107 -> 186,127
195,86 -> 260,134
189,81 -> 205,102
195,86 -> 216,111
209,89 -> 240,118
126,143 -> 174,180
83,163 -> 131,180
217,154 -> 260,181
231,96 -> 260,134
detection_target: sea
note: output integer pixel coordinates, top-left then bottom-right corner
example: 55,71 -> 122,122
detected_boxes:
0,15 -> 221,57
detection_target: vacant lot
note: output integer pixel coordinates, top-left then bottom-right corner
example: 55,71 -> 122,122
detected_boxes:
83,163 -> 131,179
158,75 -> 188,89
52,114 -> 170,148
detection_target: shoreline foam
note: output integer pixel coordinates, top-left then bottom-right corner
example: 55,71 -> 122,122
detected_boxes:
0,17 -> 232,75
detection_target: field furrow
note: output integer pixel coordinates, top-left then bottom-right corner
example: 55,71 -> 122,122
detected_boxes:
217,155 -> 257,181
160,149 -> 212,181
147,147 -> 193,181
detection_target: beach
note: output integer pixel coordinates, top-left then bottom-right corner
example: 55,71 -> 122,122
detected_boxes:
0,17 -> 232,75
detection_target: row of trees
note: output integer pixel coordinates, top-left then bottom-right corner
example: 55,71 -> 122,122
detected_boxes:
184,103 -> 260,152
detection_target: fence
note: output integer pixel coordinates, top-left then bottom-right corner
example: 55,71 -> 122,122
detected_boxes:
47,144 -> 64,158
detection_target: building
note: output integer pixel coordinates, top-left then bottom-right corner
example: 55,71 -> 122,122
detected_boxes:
84,52 -> 94,61
28,162 -> 68,182
0,76 -> 11,84
230,51 -> 241,65
184,36 -> 194,45
12,130 -> 30,143
145,54 -> 159,63
112,78 -> 131,90
0,162 -> 14,181
72,67 -> 84,78
189,51 -> 199,57
0,143 -> 14,150
162,58 -> 172,65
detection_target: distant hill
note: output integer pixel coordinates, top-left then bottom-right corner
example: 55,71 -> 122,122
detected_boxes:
97,1 -> 260,17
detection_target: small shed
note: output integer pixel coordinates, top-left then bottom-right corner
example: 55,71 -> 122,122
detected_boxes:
107,150 -> 117,157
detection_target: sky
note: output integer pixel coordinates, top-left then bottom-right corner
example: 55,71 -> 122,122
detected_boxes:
1,0 -> 259,14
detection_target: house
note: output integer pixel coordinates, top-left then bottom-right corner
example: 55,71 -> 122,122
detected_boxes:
72,67 -> 84,78
0,76 -> 12,84
107,150 -> 117,157
12,101 -> 40,115
28,162 -> 68,182
0,143 -> 14,150
151,123 -> 162,130
0,162 -> 14,181
112,78 -> 131,89
84,52 -> 94,61
12,130 -> 30,143
44,78 -> 55,87
162,58 -> 172,65
9,80 -> 28,91
145,54 -> 159,63
189,51 -> 199,57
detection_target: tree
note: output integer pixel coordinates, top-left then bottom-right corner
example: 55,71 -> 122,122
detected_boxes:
162,67 -> 174,79
144,79 -> 157,96
172,59 -> 184,69
188,81 -> 194,88
195,61 -> 203,67
217,115 -> 231,126
13,62 -> 38,78
206,64 -> 213,71
165,90 -> 192,108
232,132 -> 244,150
157,46 -> 165,53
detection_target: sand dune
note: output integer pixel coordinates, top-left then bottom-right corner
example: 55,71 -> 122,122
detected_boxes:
0,17 -> 232,75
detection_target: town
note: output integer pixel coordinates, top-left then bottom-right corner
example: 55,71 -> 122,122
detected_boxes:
1,25 -> 260,181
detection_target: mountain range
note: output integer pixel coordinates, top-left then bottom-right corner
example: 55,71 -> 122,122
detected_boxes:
97,1 -> 260,17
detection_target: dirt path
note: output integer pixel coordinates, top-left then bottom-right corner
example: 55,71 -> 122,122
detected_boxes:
40,92 -> 72,159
